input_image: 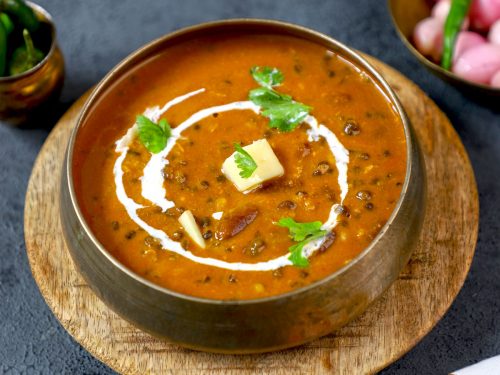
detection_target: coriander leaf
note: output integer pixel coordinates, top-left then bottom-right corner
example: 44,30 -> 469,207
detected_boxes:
249,87 -> 291,107
277,217 -> 328,268
158,118 -> 171,136
233,143 -> 257,178
248,87 -> 311,132
250,66 -> 284,88
287,232 -> 327,268
136,115 -> 168,154
263,101 -> 311,132
277,217 -> 325,241
289,242 -> 310,268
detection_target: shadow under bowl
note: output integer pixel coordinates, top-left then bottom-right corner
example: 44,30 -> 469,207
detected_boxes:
60,19 -> 426,354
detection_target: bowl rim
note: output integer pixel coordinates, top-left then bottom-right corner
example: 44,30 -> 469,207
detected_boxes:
65,18 -> 415,306
387,0 -> 500,94
0,1 -> 58,83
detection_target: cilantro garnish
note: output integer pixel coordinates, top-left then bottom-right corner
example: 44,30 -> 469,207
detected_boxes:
233,143 -> 258,178
250,66 -> 284,88
248,66 -> 311,132
277,217 -> 327,267
136,115 -> 171,154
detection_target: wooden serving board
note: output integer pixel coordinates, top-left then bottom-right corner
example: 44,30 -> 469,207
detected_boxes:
24,57 -> 479,375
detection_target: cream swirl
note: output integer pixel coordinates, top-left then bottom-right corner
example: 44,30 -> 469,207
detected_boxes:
113,89 -> 349,271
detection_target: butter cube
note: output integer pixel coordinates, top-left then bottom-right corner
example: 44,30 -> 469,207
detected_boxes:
222,139 -> 284,192
178,210 -> 206,249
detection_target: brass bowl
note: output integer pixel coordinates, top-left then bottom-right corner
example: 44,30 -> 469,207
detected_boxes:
60,19 -> 426,353
0,2 -> 65,126
388,0 -> 500,97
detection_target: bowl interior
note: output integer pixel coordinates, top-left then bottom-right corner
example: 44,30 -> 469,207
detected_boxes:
68,19 -> 414,303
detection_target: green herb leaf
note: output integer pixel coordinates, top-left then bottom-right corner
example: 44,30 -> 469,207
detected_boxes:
289,241 -> 311,268
136,115 -> 170,153
248,70 -> 311,132
277,217 -> 324,241
277,217 -> 327,268
233,143 -> 257,178
262,101 -> 311,132
158,118 -> 171,136
248,87 -> 291,107
288,232 -> 326,268
250,66 -> 284,88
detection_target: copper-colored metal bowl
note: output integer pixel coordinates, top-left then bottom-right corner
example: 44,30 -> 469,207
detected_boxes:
388,0 -> 500,97
60,19 -> 426,353
0,2 -> 65,126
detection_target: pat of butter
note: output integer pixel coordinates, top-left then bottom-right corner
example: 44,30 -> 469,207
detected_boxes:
178,210 -> 206,249
221,139 -> 284,193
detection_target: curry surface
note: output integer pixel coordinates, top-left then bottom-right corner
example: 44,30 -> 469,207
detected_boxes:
73,33 -> 406,300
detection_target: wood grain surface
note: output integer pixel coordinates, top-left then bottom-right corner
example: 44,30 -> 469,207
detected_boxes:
24,56 -> 479,375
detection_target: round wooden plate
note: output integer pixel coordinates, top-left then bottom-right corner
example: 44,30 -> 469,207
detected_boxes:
24,56 -> 479,375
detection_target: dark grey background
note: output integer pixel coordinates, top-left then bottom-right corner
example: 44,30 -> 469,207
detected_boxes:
1,0 -> 498,374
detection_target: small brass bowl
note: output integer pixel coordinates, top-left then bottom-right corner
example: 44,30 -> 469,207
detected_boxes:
60,19 -> 426,353
388,0 -> 500,97
0,2 -> 65,126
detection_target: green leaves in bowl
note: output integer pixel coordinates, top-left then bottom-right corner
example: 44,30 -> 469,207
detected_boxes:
136,115 -> 171,154
249,66 -> 311,133
277,217 -> 327,267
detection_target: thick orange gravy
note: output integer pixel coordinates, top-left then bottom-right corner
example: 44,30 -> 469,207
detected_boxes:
73,33 -> 407,300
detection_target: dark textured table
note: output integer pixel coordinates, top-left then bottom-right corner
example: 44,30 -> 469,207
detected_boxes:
1,1 -> 498,374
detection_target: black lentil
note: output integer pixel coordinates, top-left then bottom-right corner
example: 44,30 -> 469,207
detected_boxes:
278,200 -> 297,210
334,205 -> 350,218
272,268 -> 284,278
344,120 -> 361,136
144,236 -> 157,247
199,217 -> 211,228
313,161 -> 332,176
228,274 -> 237,283
111,221 -> 120,231
175,173 -> 187,184
197,275 -> 211,283
127,150 -> 141,157
125,230 -> 136,240
216,174 -> 227,183
172,230 -> 184,240
244,235 -> 266,256
356,190 -> 372,201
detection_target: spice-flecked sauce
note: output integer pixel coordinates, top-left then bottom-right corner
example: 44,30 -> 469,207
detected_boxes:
73,33 -> 407,300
